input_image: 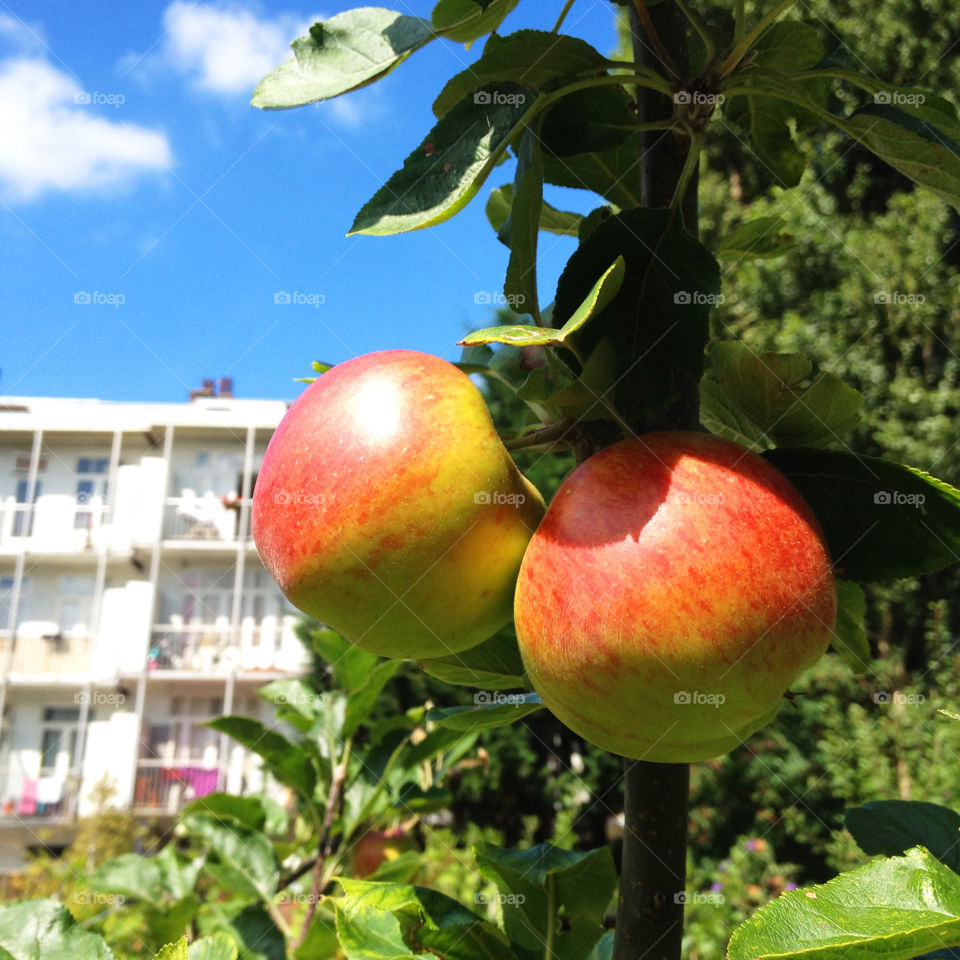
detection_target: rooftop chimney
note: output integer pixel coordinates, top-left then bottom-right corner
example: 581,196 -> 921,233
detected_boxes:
189,378 -> 216,402
218,376 -> 234,398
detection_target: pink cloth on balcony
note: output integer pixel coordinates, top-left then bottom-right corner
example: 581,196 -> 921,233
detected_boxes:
19,778 -> 37,816
163,766 -> 218,798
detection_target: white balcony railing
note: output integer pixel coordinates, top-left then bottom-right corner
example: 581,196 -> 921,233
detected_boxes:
0,632 -> 93,675
147,622 -> 289,674
0,499 -> 110,550
162,496 -> 251,543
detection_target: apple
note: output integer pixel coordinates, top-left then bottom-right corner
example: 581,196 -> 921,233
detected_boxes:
252,349 -> 545,659
514,432 -> 836,762
350,827 -> 416,878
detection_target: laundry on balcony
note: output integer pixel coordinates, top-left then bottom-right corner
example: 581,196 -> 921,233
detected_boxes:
163,765 -> 218,798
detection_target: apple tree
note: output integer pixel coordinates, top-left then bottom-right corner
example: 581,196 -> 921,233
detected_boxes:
242,1 -> 960,958
6,2 -> 960,959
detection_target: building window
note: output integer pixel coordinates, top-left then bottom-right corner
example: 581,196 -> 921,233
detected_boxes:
75,457 -> 109,530
13,478 -> 41,537
39,707 -> 80,773
0,576 -> 28,633
58,575 -> 95,637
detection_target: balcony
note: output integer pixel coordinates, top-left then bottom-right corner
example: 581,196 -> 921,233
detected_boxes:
0,767 -> 78,821
0,498 -> 110,552
147,621 -> 293,675
0,632 -> 93,677
162,496 -> 252,545
133,760 -> 222,814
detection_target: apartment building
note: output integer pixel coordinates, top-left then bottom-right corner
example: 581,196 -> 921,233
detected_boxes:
0,381 -> 307,870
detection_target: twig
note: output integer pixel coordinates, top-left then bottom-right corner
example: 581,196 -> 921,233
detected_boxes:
293,739 -> 352,950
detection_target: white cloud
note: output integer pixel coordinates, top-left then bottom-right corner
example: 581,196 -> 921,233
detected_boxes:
161,2 -> 303,96
0,58 -> 173,202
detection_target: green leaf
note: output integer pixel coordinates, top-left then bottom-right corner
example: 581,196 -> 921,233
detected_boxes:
350,85 -> 530,235
252,9 -> 435,110
553,209 -> 720,421
182,814 -> 279,901
486,184 -> 581,237
336,878 -> 511,959
540,85 -> 638,156
502,126 -> 544,321
736,71 -> 960,212
206,716 -> 316,800
748,20 -> 825,72
708,341 -> 864,448
475,842 -> 616,960
182,793 -> 267,833
728,846 -> 960,960
547,338 -> 618,420
293,911 -> 339,960
310,628 -> 380,694
460,257 -> 624,349
846,802 -> 960,873
741,93 -> 808,187
392,783 -> 453,814
427,692 -> 543,731
763,448 -> 960,582
699,378 -> 770,451
92,853 -> 166,903
157,844 -> 203,902
542,137 -> 643,209
0,900 -> 115,960
431,0 -> 520,45
433,30 -> 607,117
832,581 -> 871,673
841,103 -> 960,211
419,627 -> 528,689
188,935 -> 238,960
154,941 -> 187,960
433,30 -> 608,117
343,659 -> 402,738
198,904 -> 284,960
459,323 -> 556,347
715,215 -> 795,261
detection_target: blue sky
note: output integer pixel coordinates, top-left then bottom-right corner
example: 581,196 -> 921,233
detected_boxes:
0,1 -> 619,403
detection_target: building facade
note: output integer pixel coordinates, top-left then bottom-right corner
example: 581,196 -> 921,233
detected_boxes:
0,389 -> 306,870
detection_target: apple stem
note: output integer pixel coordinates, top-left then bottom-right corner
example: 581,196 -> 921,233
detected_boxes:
614,761 -> 690,960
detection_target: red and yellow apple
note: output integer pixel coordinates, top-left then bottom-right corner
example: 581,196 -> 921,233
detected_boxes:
252,349 -> 545,659
514,432 -> 836,762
